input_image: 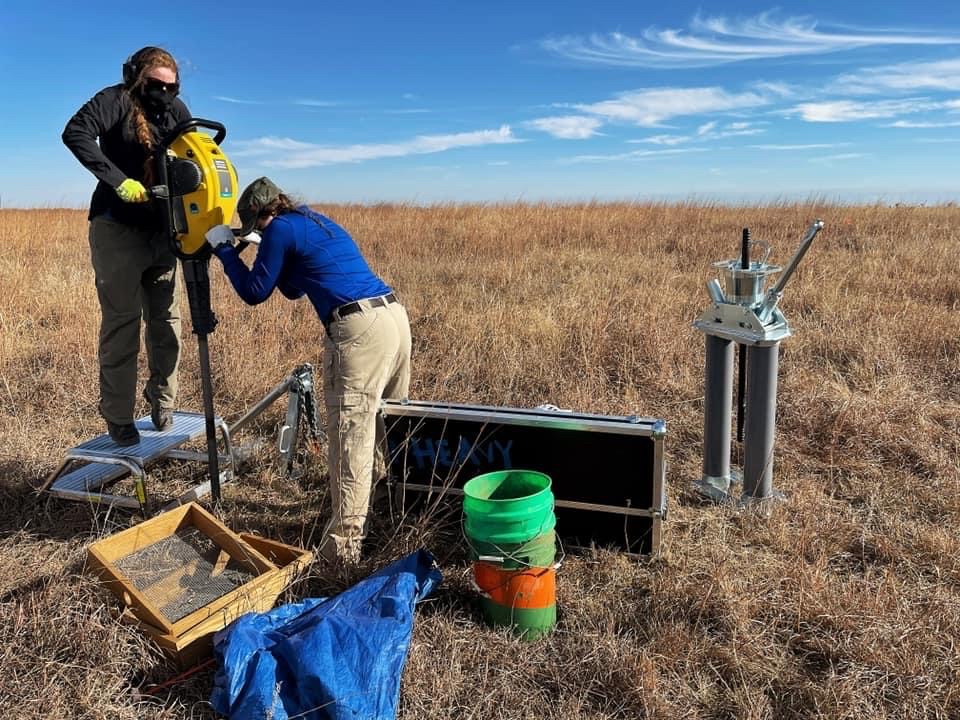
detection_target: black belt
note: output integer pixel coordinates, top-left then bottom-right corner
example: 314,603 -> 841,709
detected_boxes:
325,293 -> 397,329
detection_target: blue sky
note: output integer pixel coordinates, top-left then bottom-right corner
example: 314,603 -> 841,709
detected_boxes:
1,1 -> 958,206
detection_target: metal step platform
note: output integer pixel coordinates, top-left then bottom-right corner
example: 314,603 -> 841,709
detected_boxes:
42,412 -> 233,514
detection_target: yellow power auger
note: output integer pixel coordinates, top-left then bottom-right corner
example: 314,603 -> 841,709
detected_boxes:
151,119 -> 239,504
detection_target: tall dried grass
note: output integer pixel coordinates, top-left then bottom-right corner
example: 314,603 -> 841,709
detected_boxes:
0,203 -> 958,718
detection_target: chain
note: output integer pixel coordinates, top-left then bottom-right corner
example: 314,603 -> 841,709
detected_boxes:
293,363 -> 322,442
282,363 -> 322,476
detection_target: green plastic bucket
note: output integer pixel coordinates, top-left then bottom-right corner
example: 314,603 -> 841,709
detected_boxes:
480,599 -> 556,641
467,529 -> 557,570
463,470 -> 556,546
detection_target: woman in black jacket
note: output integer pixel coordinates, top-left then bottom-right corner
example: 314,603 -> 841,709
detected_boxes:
63,46 -> 190,445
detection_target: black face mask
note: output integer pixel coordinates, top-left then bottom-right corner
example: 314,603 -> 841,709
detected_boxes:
139,79 -> 179,113
141,87 -> 176,113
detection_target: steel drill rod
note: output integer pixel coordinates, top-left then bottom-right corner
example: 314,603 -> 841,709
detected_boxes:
182,258 -> 222,504
736,228 -> 750,443
197,334 -> 221,503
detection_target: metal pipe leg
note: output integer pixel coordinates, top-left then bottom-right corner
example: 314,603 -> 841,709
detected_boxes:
229,374 -> 295,435
696,334 -> 735,498
742,343 -> 781,501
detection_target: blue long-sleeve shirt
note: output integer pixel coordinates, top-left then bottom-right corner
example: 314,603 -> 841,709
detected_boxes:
213,207 -> 391,323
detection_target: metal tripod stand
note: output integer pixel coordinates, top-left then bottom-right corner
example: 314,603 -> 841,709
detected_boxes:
692,220 -> 824,504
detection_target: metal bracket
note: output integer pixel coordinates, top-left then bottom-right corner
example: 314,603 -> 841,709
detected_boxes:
693,303 -> 791,345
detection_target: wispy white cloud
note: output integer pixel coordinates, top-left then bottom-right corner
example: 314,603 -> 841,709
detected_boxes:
831,58 -> 960,94
214,96 -> 263,105
697,120 -> 718,136
231,126 -> 521,168
384,108 -> 432,115
570,87 -> 768,127
718,124 -> 763,137
540,11 -> 960,69
632,134 -> 690,146
810,152 -> 869,163
562,147 -> 708,164
525,115 -> 604,139
886,119 -> 960,128
630,120 -> 765,145
294,99 -> 341,107
488,161 -> 511,166
750,143 -> 850,150
413,164 -> 460,172
750,81 -> 800,98
787,98 -> 942,122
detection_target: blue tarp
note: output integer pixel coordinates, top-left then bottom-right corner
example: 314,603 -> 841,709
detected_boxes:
210,549 -> 442,720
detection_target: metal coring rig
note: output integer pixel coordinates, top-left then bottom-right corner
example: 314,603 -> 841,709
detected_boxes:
692,219 -> 824,504
42,120 -> 322,515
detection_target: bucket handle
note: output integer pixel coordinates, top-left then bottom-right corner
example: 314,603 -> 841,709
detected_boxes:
466,532 -> 566,571
750,238 -> 771,266
716,239 -> 772,271
468,560 -> 560,600
469,575 -> 492,599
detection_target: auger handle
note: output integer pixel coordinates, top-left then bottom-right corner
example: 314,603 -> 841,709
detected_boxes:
158,118 -> 227,151
769,220 -> 824,298
758,219 -> 824,321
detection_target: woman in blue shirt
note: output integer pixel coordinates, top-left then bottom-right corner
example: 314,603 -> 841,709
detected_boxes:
206,177 -> 411,565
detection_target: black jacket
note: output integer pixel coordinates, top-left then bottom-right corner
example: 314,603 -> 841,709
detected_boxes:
62,84 -> 190,228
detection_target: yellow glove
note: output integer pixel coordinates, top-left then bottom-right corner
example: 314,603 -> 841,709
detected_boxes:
115,178 -> 148,203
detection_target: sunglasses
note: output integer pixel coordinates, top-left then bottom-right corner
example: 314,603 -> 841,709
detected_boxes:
144,78 -> 180,95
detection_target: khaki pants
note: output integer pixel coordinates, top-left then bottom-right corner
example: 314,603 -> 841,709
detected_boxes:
320,299 -> 411,563
88,217 -> 181,425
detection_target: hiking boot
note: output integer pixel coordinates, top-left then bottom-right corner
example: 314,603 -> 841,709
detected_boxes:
107,421 -> 140,447
143,388 -> 173,431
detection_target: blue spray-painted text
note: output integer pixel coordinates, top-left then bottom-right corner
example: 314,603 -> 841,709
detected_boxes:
406,436 -> 513,471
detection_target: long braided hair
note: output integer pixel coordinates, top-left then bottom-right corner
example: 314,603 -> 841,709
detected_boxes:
124,47 -> 178,186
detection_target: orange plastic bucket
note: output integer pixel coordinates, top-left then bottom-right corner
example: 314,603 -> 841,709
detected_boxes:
473,561 -> 556,639
473,561 -> 555,609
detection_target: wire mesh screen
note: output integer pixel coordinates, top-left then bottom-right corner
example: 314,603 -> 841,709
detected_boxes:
113,527 -> 257,623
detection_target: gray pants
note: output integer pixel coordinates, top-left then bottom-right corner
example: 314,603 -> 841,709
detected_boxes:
88,217 -> 181,425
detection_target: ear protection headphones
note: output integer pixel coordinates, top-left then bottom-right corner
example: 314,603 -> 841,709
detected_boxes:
122,46 -> 164,87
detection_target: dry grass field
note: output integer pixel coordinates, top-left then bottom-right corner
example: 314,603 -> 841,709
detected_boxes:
0,203 -> 958,719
